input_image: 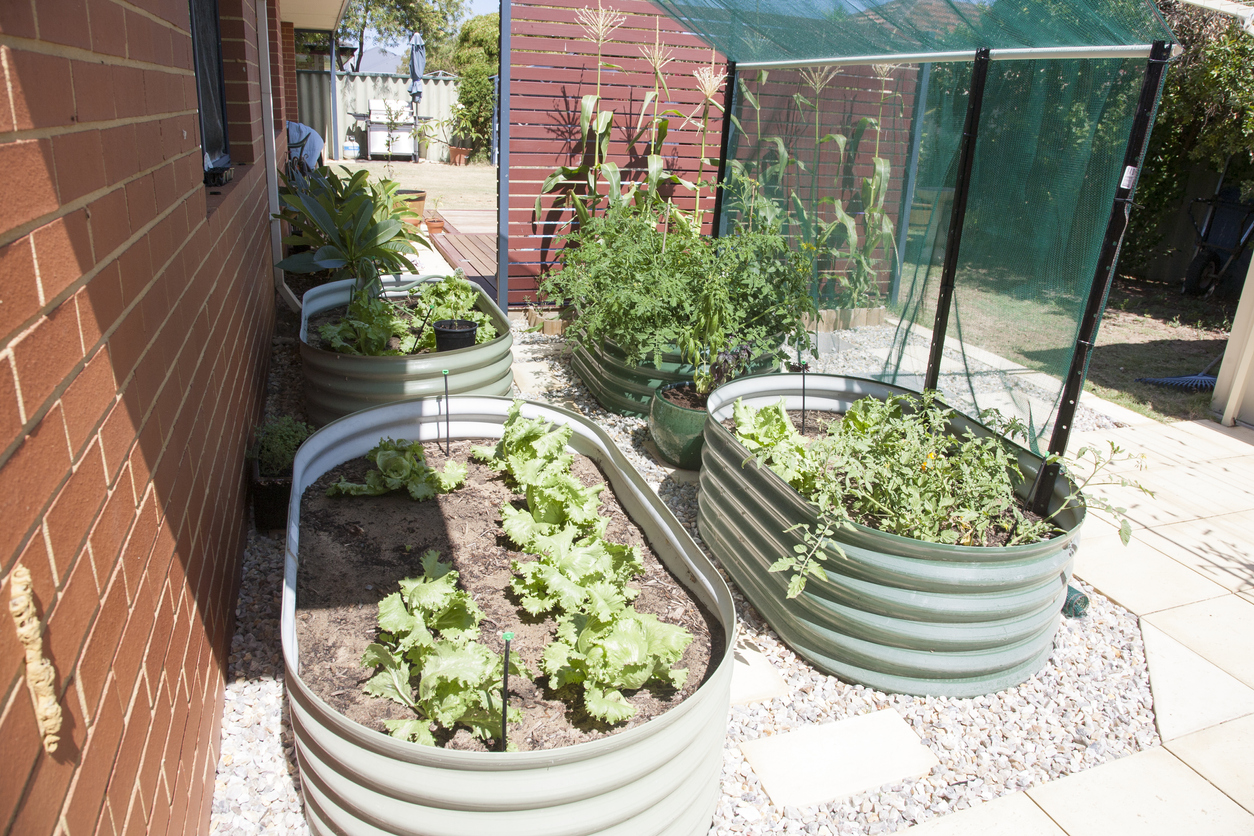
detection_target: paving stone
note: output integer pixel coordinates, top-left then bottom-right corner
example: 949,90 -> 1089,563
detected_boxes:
904,792 -> 1065,835
740,710 -> 939,809
1141,622 -> 1254,740
1165,713 -> 1254,816
1027,747 -> 1254,836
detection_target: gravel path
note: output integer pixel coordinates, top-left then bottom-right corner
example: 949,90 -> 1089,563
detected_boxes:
209,321 -> 1158,834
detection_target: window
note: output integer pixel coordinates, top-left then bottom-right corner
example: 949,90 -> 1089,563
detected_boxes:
188,0 -> 231,171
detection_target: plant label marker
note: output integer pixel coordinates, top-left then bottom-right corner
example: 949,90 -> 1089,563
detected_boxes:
801,361 -> 808,435
501,631 -> 513,752
442,370 -> 450,456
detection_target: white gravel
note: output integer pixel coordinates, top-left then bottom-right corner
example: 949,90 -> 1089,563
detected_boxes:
209,321 -> 1158,834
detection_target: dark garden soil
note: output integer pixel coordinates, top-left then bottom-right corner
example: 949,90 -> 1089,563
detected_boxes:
294,438 -> 722,752
659,383 -> 706,411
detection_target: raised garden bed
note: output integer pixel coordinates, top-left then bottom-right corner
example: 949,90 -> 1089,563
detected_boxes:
281,396 -> 736,835
697,373 -> 1086,698
299,276 -> 514,426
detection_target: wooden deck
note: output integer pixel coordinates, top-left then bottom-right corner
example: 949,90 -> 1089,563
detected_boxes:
430,210 -> 498,298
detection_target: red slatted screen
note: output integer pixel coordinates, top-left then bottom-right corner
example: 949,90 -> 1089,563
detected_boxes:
508,0 -> 726,306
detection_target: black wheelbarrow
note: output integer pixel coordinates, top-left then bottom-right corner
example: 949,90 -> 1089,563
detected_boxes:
1182,193 -> 1254,298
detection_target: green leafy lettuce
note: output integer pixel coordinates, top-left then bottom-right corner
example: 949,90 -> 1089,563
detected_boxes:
327,438 -> 467,501
474,400 -> 692,723
362,550 -> 527,748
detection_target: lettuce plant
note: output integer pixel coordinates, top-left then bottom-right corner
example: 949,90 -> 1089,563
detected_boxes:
473,401 -> 692,722
327,438 -> 467,501
363,550 -> 526,747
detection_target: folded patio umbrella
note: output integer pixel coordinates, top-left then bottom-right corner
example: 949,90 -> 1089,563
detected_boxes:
408,32 -> 426,105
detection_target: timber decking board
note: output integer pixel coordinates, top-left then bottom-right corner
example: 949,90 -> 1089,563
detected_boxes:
433,230 -> 498,297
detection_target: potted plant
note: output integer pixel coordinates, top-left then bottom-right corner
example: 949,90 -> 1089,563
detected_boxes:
276,167 -> 512,424
397,189 -> 426,224
696,373 -> 1148,697
424,196 -> 446,234
248,415 -> 313,529
281,396 -> 736,835
276,164 -> 427,298
542,201 -> 813,418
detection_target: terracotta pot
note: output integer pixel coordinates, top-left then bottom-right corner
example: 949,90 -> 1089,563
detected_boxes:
449,145 -> 471,166
399,189 -> 426,223
425,218 -> 445,234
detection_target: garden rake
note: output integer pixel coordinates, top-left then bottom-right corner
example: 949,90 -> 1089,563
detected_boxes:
1135,348 -> 1225,392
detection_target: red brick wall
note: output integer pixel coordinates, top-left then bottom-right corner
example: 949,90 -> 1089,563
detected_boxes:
0,0 -> 276,833
268,0 -> 287,130
282,23 -> 298,125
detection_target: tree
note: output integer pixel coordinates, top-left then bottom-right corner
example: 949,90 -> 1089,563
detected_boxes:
1122,1 -> 1254,273
337,0 -> 468,72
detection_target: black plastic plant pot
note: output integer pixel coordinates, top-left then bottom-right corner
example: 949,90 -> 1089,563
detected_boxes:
433,319 -> 478,352
251,459 -> 292,531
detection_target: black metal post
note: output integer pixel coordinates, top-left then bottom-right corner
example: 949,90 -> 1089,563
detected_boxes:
923,48 -> 991,393
1031,40 -> 1170,515
710,60 -> 737,238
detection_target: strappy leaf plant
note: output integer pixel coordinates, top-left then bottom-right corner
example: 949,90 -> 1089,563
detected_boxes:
275,165 -> 427,297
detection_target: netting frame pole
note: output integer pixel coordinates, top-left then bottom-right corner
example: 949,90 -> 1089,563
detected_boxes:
923,48 -> 991,392
711,60 -> 738,238
892,62 -> 930,305
1030,39 -> 1171,515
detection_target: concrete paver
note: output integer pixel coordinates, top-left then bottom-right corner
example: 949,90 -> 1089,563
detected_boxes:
730,641 -> 790,706
1140,622 -> 1254,740
741,710 -> 938,808
1165,713 -> 1254,816
1147,515 -> 1254,594
1026,747 -> 1254,836
1073,532 -> 1229,615
905,793 -> 1066,835
1144,595 -> 1254,690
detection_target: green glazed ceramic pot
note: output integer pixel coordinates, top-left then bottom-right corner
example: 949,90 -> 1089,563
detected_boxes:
649,382 -> 707,470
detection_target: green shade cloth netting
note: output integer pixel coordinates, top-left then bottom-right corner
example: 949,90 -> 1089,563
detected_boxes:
649,0 -> 1175,65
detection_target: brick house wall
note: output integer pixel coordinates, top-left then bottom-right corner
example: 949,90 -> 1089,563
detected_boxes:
0,0 -> 283,832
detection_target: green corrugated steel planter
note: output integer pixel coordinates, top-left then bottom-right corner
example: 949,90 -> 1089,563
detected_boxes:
282,396 -> 736,836
698,373 -> 1086,698
648,382 -> 707,469
570,338 -> 777,417
300,277 -> 514,426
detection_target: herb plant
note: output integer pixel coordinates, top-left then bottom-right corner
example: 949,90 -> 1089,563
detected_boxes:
275,165 -> 427,297
327,438 -> 467,500
732,393 -> 1150,597
472,402 -> 692,722
363,550 -> 527,748
250,416 -> 314,477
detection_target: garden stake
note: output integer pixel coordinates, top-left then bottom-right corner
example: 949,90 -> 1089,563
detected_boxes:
801,362 -> 807,435
412,303 -> 436,344
442,370 -> 450,456
500,631 -> 513,752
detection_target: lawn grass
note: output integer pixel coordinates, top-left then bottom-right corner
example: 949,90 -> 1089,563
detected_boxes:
890,266 -> 1237,423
